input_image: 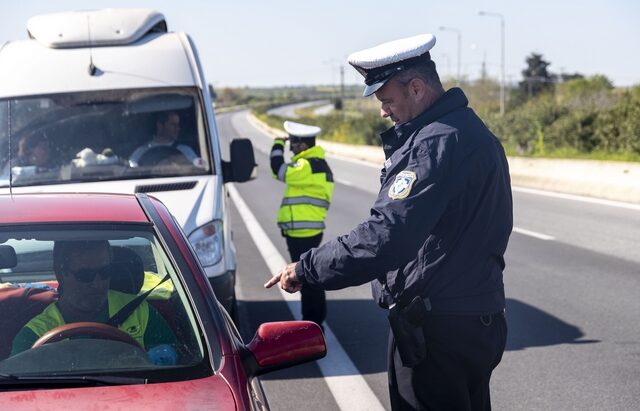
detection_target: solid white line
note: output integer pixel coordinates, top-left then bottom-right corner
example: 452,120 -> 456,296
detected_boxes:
512,186 -> 640,211
335,178 -> 354,187
512,227 -> 555,241
227,184 -> 385,411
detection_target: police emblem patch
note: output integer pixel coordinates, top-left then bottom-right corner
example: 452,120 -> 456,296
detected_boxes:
388,170 -> 417,199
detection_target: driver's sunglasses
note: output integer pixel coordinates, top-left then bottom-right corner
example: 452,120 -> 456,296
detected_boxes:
69,266 -> 112,283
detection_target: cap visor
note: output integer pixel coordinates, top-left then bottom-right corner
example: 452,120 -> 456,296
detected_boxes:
363,80 -> 387,97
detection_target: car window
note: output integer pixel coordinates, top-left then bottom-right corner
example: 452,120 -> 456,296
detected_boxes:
0,225 -> 212,381
0,87 -> 212,188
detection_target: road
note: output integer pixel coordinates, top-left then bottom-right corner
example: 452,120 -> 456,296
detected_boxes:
266,100 -> 331,119
217,109 -> 640,410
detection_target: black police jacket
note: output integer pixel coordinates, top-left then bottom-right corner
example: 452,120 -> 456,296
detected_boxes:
295,88 -> 513,315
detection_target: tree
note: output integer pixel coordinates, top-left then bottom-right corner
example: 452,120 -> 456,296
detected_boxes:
519,53 -> 555,98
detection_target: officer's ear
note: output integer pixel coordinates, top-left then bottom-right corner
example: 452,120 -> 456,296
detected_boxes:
408,78 -> 428,101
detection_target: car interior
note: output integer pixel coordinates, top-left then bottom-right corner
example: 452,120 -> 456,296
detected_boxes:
0,228 -> 209,377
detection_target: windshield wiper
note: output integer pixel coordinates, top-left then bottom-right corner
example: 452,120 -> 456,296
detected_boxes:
0,372 -> 147,387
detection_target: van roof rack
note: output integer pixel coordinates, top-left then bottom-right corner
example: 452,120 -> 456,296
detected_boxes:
26,8 -> 167,49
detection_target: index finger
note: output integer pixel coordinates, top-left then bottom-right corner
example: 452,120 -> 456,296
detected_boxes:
264,274 -> 281,288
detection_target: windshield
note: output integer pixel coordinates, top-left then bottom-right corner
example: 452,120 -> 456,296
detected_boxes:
0,225 -> 212,381
0,88 -> 211,188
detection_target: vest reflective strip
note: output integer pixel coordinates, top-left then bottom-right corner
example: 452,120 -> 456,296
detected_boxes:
281,196 -> 330,209
277,163 -> 288,181
270,149 -> 284,158
278,221 -> 326,230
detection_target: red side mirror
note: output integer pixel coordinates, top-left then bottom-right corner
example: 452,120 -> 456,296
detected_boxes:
246,321 -> 326,376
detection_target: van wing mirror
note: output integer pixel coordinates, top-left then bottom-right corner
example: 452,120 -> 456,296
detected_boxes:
222,138 -> 256,183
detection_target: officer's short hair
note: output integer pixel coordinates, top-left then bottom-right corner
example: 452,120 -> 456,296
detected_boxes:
394,59 -> 442,90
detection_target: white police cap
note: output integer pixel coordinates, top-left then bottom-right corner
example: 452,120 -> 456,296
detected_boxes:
348,34 -> 437,96
283,121 -> 321,138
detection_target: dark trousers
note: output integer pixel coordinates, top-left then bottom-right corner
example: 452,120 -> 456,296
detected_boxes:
388,312 -> 507,411
285,234 -> 326,326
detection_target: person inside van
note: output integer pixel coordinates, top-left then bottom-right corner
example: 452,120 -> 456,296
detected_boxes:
8,131 -> 57,178
17,131 -> 54,169
128,111 -> 202,167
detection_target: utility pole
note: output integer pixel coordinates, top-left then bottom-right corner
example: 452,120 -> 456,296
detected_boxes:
340,65 -> 345,100
439,26 -> 462,86
479,11 -> 506,115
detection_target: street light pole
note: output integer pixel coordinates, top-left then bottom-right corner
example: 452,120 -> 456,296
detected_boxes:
439,26 -> 461,86
479,11 -> 505,115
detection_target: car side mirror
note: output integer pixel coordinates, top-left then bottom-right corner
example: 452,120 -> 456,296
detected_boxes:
244,321 -> 326,376
0,245 -> 17,269
222,138 -> 256,183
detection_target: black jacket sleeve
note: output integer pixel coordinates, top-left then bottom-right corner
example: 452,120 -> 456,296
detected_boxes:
296,135 -> 454,290
270,140 -> 286,179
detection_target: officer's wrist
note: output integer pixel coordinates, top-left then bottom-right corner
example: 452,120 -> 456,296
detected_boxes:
294,261 -> 307,285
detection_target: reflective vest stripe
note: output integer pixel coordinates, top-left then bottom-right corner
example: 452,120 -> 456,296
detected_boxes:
277,163 -> 287,181
270,149 -> 284,158
281,196 -> 330,209
278,221 -> 326,230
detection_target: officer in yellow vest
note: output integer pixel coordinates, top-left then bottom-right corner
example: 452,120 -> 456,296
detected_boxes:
270,121 -> 334,327
10,240 -> 176,363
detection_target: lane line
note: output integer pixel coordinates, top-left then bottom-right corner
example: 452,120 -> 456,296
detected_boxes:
227,183 -> 386,411
512,227 -> 555,241
512,186 -> 640,211
335,178 -> 354,187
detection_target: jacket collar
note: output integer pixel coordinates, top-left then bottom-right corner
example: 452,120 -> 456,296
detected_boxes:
292,144 -> 325,161
380,87 -> 469,158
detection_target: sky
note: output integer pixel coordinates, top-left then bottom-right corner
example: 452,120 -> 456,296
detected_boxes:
2,0 -> 639,88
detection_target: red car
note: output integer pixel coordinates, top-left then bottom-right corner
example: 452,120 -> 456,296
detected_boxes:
0,193 -> 325,410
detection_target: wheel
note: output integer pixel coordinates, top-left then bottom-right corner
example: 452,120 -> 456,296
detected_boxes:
137,146 -> 192,167
32,321 -> 141,349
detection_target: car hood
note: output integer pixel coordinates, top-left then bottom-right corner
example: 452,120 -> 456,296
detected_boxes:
0,375 -> 236,410
3,175 -> 223,233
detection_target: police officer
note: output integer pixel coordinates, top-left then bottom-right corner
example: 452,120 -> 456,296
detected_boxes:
266,34 -> 512,410
270,121 -> 334,327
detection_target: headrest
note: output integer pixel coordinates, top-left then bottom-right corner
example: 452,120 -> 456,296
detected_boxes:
109,246 -> 144,294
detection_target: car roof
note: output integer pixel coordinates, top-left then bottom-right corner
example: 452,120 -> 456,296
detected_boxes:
0,193 -> 149,224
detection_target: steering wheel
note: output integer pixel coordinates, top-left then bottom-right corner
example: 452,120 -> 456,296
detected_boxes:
137,146 -> 192,167
32,322 -> 141,349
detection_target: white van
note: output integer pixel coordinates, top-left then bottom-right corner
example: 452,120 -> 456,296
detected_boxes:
0,9 -> 256,314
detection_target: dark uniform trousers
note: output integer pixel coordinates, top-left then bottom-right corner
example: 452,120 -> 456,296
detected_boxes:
388,311 -> 507,411
285,234 -> 326,325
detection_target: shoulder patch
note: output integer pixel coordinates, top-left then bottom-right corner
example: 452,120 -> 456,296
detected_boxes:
388,170 -> 417,199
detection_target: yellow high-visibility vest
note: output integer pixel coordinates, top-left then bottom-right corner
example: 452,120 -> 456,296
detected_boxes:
271,142 -> 334,238
25,290 -> 150,348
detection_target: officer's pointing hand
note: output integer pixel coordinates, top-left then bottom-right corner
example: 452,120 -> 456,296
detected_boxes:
264,262 -> 302,293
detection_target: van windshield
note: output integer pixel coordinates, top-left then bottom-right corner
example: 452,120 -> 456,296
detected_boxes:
0,88 -> 211,188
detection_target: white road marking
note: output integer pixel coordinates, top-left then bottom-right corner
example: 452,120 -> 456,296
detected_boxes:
512,227 -> 555,241
335,178 -> 353,187
512,186 -> 640,211
227,184 -> 386,411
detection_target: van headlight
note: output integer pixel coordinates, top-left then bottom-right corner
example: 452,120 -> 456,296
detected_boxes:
188,221 -> 223,267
